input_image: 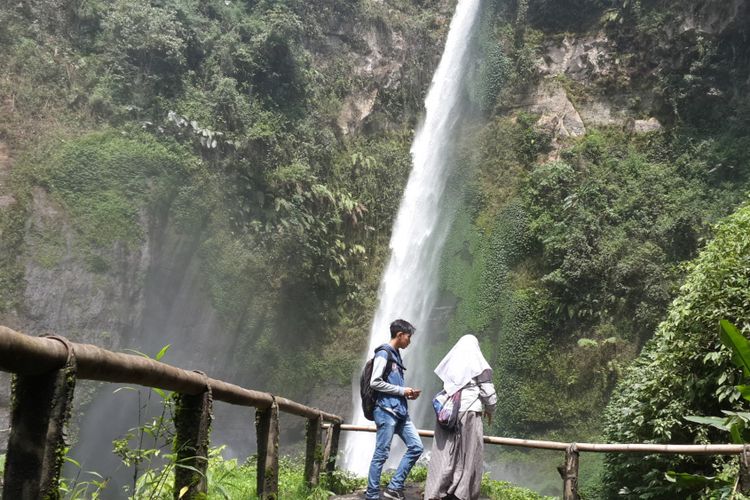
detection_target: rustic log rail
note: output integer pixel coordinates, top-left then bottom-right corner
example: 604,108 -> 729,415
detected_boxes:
0,326 -> 342,500
339,424 -> 750,499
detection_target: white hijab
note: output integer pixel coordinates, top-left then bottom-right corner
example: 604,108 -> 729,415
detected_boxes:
434,335 -> 492,396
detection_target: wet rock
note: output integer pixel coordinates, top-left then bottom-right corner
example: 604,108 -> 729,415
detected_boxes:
20,187 -> 148,348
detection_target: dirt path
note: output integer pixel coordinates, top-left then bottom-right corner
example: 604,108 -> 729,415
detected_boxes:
332,484 -> 425,499
331,484 -> 490,499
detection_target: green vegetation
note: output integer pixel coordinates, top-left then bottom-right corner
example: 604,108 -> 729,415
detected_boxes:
0,0 -> 449,396
436,0 -> 750,450
602,203 -> 750,498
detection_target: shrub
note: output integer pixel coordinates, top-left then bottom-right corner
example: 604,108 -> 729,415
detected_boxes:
602,201 -> 750,498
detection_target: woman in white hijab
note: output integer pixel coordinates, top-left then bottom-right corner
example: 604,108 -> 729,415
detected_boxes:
424,335 -> 497,500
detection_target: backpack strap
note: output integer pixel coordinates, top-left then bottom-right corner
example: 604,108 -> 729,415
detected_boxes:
375,345 -> 406,371
373,345 -> 407,389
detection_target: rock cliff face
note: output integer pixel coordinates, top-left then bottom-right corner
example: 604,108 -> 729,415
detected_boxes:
21,188 -> 147,347
325,2 -> 454,135
512,0 -> 748,159
523,31 -> 660,157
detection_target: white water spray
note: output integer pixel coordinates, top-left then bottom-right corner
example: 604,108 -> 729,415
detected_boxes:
343,0 -> 482,476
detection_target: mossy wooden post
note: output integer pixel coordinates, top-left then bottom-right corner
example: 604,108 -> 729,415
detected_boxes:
173,377 -> 212,500
563,444 -> 579,500
3,336 -> 76,500
304,414 -> 323,488
740,446 -> 750,493
255,397 -> 280,499
323,422 -> 341,476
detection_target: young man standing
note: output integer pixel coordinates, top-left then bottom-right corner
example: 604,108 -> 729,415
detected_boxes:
366,319 -> 424,500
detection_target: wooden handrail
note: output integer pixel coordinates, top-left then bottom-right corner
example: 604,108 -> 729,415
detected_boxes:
338,424 -> 750,499
0,325 -> 342,500
0,326 -> 340,423
338,424 -> 748,454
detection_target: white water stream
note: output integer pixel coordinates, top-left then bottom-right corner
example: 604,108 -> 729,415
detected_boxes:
343,0 -> 482,476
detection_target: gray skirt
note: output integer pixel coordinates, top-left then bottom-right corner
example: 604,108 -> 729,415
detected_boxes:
424,411 -> 484,500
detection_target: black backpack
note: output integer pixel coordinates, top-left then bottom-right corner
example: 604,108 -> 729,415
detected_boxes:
360,347 -> 395,421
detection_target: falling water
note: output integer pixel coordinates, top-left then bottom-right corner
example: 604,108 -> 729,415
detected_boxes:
343,0 -> 482,476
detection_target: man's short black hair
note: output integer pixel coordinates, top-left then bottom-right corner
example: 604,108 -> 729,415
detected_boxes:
390,319 -> 416,339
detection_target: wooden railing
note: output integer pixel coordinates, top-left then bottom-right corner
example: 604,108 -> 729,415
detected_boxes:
341,423 -> 750,499
2,324 -> 749,500
0,326 -> 342,500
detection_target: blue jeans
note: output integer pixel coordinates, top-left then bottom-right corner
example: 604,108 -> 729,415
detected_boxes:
366,406 -> 424,499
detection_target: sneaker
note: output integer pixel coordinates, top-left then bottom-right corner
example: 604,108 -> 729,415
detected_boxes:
383,488 -> 405,500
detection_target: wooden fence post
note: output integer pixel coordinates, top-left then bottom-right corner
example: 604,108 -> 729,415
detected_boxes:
256,397 -> 280,499
3,335 -> 76,500
323,422 -> 341,477
304,414 -> 323,488
563,443 -> 579,500
740,445 -> 750,493
173,374 -> 212,500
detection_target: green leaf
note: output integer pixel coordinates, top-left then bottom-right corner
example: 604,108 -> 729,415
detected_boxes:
730,423 -> 744,444
719,320 -> 750,376
155,344 -> 171,361
123,348 -> 149,359
684,415 -> 729,431
665,471 -> 715,487
737,385 -> 750,401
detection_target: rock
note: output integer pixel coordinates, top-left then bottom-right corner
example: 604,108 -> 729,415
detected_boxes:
539,32 -> 616,82
524,81 -> 586,138
20,187 -> 148,348
339,88 -> 380,136
679,0 -> 746,35
519,79 -> 585,158
631,117 -> 662,133
332,484 -> 488,499
0,195 -> 15,208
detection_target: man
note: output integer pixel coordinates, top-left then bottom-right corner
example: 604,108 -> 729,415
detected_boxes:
366,319 -> 424,500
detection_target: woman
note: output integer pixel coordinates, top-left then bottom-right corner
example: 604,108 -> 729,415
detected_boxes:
424,335 -> 497,500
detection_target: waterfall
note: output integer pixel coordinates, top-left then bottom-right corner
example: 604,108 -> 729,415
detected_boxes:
343,0 -> 482,476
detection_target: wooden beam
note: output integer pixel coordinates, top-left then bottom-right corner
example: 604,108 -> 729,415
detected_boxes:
3,338 -> 76,500
337,425 -> 749,455
562,444 -> 579,500
740,446 -> 750,493
304,415 -> 323,488
256,398 -> 280,499
323,423 -> 341,476
173,384 -> 213,500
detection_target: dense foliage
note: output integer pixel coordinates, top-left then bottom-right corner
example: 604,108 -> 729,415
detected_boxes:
602,202 -> 750,498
